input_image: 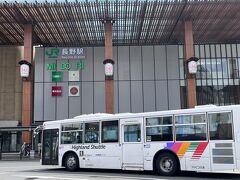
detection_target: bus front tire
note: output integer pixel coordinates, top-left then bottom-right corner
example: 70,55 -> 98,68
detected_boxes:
64,153 -> 79,171
155,152 -> 179,176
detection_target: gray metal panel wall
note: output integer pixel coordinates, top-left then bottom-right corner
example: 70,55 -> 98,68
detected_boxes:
130,46 -> 142,80
114,81 -> 119,113
94,47 -> 104,81
56,82 -> 68,120
69,82 -> 81,118
82,82 -> 93,114
142,46 -> 154,80
118,46 -> 130,80
82,47 -> 93,81
156,81 -> 169,111
119,81 -> 130,113
167,45 -> 179,80
34,83 -> 43,121
94,82 -> 105,113
168,80 -> 181,110
113,47 -> 118,80
43,83 -> 56,121
131,81 -> 143,113
34,47 -> 44,82
143,81 -> 156,112
113,47 -> 119,113
155,46 -> 167,80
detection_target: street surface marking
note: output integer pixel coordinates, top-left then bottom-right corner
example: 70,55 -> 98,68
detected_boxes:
75,174 -> 168,180
13,174 -> 168,180
13,175 -> 88,180
0,165 -> 40,169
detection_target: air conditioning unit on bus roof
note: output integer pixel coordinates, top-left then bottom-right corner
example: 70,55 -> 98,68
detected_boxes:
74,113 -> 114,119
194,104 -> 217,109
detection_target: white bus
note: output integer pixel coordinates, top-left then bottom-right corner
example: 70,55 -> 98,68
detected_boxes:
41,105 -> 240,176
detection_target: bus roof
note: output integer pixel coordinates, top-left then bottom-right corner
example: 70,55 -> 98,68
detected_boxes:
42,104 -> 240,126
73,113 -> 114,119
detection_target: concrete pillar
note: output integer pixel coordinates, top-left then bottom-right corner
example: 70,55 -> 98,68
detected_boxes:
22,24 -> 33,143
103,19 -> 114,114
184,21 -> 197,108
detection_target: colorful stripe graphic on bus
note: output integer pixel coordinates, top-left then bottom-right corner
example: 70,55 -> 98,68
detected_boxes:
165,142 -> 208,160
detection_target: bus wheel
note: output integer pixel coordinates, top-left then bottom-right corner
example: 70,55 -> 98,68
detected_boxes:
64,153 -> 79,171
155,152 -> 179,176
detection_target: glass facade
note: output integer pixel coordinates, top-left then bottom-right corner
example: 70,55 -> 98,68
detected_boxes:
179,44 -> 240,108
0,131 -> 22,152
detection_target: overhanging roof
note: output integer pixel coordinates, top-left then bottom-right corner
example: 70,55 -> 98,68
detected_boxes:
0,0 -> 240,47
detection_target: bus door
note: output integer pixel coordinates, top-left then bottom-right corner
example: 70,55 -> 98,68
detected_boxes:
121,118 -> 144,170
42,129 -> 59,165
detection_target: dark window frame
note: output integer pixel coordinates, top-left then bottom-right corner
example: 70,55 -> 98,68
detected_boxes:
124,124 -> 141,143
84,122 -> 100,143
101,120 -> 119,143
145,115 -> 173,142
208,111 -> 233,141
175,113 -> 207,142
61,122 -> 83,144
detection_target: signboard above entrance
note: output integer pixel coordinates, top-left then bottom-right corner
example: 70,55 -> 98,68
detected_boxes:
45,47 -> 85,59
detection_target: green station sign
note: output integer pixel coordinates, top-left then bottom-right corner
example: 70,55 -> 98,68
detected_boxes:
46,61 -> 85,71
44,47 -> 86,83
52,71 -> 62,82
45,47 -> 85,59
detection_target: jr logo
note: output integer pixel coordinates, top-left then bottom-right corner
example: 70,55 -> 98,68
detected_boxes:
45,48 -> 59,58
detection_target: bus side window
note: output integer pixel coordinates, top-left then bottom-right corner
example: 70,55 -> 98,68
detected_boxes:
175,114 -> 207,141
145,116 -> 173,142
84,122 -> 99,143
209,112 -> 233,140
61,123 -> 83,144
101,120 -> 119,143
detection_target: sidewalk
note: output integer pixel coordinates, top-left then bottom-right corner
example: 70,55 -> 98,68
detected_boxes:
0,152 -> 40,161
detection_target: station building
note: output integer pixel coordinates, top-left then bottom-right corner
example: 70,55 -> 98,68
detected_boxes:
0,0 -> 240,152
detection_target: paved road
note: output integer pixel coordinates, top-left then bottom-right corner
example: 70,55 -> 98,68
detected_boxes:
0,160 -> 240,180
